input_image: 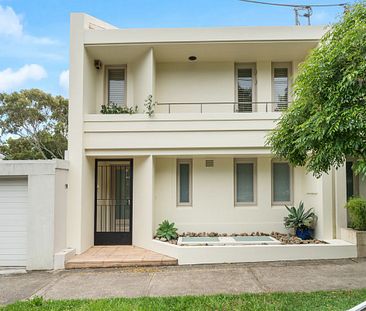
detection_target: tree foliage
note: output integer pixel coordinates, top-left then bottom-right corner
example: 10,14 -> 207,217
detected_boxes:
0,89 -> 68,160
267,2 -> 366,177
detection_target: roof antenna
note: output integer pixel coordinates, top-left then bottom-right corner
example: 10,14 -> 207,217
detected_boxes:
239,0 -> 349,26
294,6 -> 312,25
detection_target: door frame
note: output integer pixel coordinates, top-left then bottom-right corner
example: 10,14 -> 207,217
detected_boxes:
94,158 -> 133,245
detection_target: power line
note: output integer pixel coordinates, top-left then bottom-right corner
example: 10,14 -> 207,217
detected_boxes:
239,0 -> 349,25
239,0 -> 348,8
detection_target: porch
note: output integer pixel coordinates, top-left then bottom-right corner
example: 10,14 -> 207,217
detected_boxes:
65,246 -> 177,269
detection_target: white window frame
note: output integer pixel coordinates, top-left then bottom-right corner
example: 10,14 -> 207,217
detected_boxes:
271,62 -> 292,111
235,63 -> 257,112
104,65 -> 127,107
271,160 -> 293,206
234,158 -> 257,206
177,159 -> 193,206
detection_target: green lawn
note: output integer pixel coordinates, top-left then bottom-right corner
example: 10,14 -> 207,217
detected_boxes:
2,289 -> 366,311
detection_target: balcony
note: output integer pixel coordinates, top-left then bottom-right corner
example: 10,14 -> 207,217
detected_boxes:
83,107 -> 282,156
156,101 -> 289,114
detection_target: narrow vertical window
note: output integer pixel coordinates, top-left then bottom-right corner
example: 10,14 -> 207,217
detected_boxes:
177,159 -> 192,206
346,161 -> 359,200
272,161 -> 292,204
107,68 -> 126,106
237,64 -> 255,112
235,159 -> 256,205
273,63 -> 291,111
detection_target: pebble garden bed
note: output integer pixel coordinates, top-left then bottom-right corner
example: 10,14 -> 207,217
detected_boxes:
154,231 -> 327,245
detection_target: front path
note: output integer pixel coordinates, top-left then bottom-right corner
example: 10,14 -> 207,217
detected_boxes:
1,258 -> 366,305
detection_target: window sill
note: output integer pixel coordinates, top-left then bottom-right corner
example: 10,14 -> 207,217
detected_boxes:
234,204 -> 258,209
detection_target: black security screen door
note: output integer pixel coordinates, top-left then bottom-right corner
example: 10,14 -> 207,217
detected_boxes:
94,159 -> 133,245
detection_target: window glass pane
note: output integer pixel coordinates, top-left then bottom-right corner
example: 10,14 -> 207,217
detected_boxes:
236,163 -> 254,203
274,68 -> 288,103
237,68 -> 253,112
108,68 -> 125,106
179,163 -> 190,203
346,161 -> 355,200
273,162 -> 291,202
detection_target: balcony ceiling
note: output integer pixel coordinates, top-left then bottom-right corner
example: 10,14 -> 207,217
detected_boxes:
152,41 -> 318,62
86,40 -> 318,64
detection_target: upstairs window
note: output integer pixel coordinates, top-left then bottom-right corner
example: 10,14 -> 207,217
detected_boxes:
237,64 -> 256,112
272,63 -> 291,111
107,67 -> 126,106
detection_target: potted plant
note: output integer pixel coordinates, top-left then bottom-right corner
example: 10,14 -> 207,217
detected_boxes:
341,197 -> 366,257
284,201 -> 317,240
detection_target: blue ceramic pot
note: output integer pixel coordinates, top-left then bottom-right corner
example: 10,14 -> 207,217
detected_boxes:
296,227 -> 313,240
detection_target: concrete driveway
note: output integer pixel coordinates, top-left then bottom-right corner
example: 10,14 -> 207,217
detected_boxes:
1,258 -> 366,305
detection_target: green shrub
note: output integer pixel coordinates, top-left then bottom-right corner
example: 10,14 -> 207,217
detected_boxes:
156,220 -> 178,241
345,197 -> 366,231
101,102 -> 138,114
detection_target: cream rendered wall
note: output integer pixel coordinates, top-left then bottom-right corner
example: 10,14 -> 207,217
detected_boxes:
84,51 -> 97,113
67,14 -> 87,254
335,165 -> 347,238
256,61 -> 272,112
155,60 -> 301,113
132,48 -> 155,111
94,48 -> 154,112
154,157 -> 317,235
94,65 -> 104,113
68,14 -> 115,254
156,62 -> 234,113
133,156 -> 154,247
54,168 -> 68,253
80,157 -> 95,251
0,160 -> 69,270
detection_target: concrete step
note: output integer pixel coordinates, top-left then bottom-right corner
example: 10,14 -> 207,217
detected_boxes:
65,245 -> 178,269
65,258 -> 178,269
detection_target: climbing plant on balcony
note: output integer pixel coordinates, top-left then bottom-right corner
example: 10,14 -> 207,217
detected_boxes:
267,2 -> 366,177
144,95 -> 156,117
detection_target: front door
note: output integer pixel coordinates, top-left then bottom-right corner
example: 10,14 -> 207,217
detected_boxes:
94,159 -> 133,245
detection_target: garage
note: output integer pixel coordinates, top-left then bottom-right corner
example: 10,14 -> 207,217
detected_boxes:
0,177 -> 28,267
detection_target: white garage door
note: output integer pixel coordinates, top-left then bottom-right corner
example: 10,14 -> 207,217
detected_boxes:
0,177 -> 28,267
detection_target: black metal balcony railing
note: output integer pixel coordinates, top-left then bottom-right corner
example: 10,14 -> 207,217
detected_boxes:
157,102 -> 290,113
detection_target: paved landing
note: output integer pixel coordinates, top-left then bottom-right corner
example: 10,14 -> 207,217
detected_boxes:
1,259 -> 366,305
65,246 -> 177,269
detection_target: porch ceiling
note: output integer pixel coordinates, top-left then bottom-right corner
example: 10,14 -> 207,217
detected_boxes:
85,41 -> 318,64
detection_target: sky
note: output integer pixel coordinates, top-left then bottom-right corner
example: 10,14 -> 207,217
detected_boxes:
0,0 -> 355,98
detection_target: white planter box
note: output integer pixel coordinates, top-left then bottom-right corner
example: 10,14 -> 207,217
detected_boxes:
151,239 -> 356,265
341,228 -> 366,257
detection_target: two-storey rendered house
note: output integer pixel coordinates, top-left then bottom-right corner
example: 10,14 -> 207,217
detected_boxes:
67,13 -> 360,264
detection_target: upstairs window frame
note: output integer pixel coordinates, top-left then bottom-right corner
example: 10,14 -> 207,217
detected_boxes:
272,62 -> 292,111
105,65 -> 127,107
235,63 -> 257,112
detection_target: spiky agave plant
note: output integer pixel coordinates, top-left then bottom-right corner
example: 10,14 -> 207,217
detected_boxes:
284,201 -> 316,230
156,220 -> 178,241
